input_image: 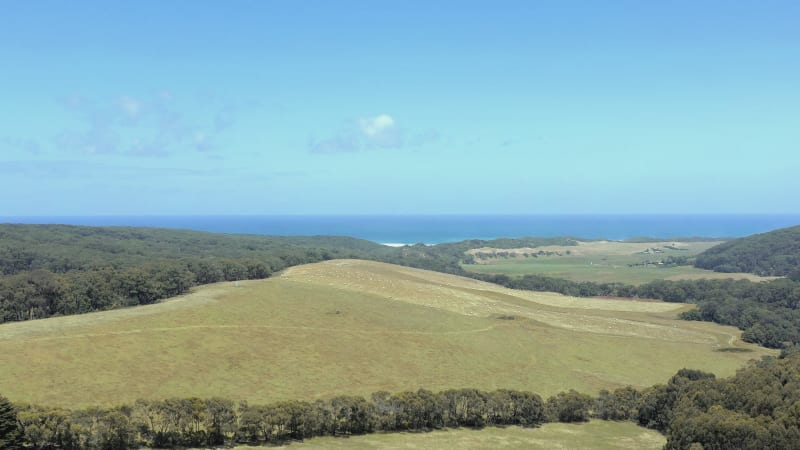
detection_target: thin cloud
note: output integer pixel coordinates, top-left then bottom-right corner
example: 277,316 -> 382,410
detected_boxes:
310,114 -> 438,154
56,127 -> 121,155
0,137 -> 43,155
192,131 -> 215,153
409,129 -> 440,147
118,96 -> 143,119
0,160 -> 240,178
52,93 -> 250,158
127,139 -> 170,158
310,135 -> 360,154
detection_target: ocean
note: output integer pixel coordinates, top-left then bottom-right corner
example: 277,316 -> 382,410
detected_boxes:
3,215 -> 800,244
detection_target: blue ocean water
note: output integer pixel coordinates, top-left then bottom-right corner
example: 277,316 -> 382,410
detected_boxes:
3,215 -> 800,244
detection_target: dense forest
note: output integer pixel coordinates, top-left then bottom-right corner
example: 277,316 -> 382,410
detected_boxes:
0,224 -> 397,275
660,352 -> 800,449
3,352 -> 800,449
694,225 -> 800,276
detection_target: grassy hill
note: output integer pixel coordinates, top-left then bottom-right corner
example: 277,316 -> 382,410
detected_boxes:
694,225 -> 800,276
0,260 -> 772,408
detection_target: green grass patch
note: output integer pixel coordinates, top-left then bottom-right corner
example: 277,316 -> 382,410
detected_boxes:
464,241 -> 775,285
258,421 -> 665,449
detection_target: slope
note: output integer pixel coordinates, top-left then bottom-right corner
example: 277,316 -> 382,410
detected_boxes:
695,224 -> 800,276
0,260 -> 773,408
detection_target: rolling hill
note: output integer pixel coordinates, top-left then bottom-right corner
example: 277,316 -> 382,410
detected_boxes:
0,259 -> 772,408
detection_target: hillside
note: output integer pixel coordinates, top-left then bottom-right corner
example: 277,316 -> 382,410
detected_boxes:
694,225 -> 800,276
0,260 -> 772,408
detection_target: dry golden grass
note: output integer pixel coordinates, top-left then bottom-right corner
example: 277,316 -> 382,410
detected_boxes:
0,260 -> 774,408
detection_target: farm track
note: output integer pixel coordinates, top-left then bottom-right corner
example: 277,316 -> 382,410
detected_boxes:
14,323 -> 502,343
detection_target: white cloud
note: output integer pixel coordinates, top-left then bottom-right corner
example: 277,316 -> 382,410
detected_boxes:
359,114 -> 402,148
359,114 -> 395,137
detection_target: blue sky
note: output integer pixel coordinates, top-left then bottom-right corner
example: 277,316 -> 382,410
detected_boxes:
1,1 -> 798,215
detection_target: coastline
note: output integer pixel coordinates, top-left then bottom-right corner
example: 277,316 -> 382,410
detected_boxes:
2,214 -> 799,244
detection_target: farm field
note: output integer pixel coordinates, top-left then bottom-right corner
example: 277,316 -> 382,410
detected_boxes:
261,421 -> 665,450
0,260 -> 773,408
463,240 -> 775,284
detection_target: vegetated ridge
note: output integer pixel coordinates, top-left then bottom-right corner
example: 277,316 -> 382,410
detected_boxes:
694,224 -> 800,277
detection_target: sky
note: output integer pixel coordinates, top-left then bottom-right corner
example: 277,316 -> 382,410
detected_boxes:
1,1 -> 798,216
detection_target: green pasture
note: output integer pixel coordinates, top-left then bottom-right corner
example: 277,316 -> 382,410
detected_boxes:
463,240 -> 774,284
260,421 -> 665,449
0,260 -> 773,408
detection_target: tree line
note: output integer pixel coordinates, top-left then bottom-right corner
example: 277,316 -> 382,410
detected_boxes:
3,352 -> 800,449
1,389 -> 548,449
